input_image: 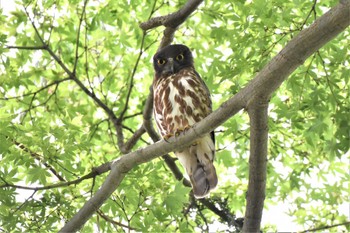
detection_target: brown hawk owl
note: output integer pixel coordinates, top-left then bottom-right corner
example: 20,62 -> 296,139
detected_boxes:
152,44 -> 218,198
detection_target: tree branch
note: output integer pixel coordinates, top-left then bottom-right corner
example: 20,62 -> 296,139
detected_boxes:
5,45 -> 46,50
140,0 -> 203,49
96,210 -> 140,231
299,221 -> 350,233
0,77 -> 71,100
60,0 -> 350,232
72,0 -> 89,75
13,140 -> 66,182
0,162 -> 111,191
243,100 -> 268,232
139,0 -> 203,30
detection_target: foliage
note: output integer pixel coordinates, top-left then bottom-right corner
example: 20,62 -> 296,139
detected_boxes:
0,0 -> 349,232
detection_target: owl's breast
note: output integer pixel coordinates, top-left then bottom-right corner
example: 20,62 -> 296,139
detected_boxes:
153,69 -> 211,137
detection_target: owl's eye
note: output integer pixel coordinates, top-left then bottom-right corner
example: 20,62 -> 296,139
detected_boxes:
176,54 -> 184,61
157,59 -> 166,65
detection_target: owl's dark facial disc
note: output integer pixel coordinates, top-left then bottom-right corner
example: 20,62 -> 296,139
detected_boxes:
153,44 -> 194,77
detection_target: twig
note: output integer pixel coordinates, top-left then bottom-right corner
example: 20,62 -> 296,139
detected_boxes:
300,0 -> 318,29
299,221 -> 350,233
13,140 -> 66,182
97,210 -> 140,231
0,77 -> 71,100
73,0 -> 89,75
5,45 -> 46,50
12,190 -> 37,214
0,162 -> 111,191
140,0 -> 203,49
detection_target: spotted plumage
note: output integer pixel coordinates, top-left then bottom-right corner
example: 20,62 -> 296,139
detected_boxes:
152,44 -> 218,198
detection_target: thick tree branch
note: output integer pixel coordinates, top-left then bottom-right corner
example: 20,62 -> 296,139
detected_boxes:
60,1 -> 350,232
139,0 -> 203,30
140,0 -> 203,49
243,101 -> 268,232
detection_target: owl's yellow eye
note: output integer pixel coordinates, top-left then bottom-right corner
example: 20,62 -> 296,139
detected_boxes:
157,59 -> 166,65
176,54 -> 184,61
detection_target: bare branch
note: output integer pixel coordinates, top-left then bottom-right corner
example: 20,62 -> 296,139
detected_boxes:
299,221 -> 350,233
198,197 -> 237,227
140,0 -> 203,49
0,162 -> 111,191
96,210 -> 140,231
73,0 -> 89,74
13,140 -> 66,182
118,33 -> 146,121
0,77 -> 71,100
243,101 -> 268,232
6,45 -> 46,50
139,0 -> 203,30
122,125 -> 147,153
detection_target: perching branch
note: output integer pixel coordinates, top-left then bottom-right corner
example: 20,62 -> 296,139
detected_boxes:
60,1 -> 350,232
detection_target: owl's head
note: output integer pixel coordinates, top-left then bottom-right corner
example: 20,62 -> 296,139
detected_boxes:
153,44 -> 194,77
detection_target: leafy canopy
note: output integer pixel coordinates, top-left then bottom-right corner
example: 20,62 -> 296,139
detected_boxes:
0,0 -> 349,232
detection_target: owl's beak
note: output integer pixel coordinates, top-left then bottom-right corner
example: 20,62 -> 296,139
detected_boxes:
162,58 -> 175,75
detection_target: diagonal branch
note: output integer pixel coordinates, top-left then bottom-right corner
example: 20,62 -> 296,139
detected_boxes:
13,140 -> 66,182
60,1 -> 350,232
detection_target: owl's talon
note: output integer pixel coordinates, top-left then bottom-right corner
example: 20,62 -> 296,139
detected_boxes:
163,133 -> 174,142
175,126 -> 191,136
183,125 -> 191,132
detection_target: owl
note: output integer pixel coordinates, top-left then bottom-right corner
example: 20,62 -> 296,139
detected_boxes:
152,44 -> 217,198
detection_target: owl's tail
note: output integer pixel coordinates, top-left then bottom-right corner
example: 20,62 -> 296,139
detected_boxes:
176,134 -> 218,198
